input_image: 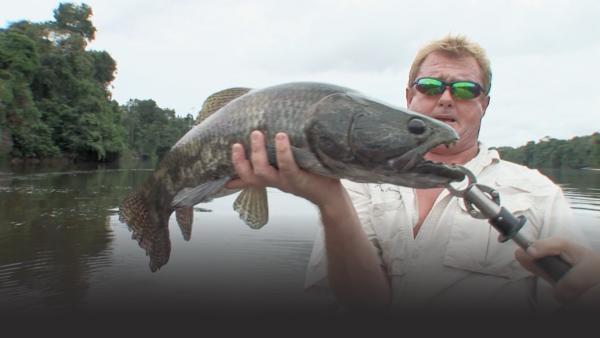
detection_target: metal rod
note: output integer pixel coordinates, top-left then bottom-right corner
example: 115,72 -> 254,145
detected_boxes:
464,185 -> 501,218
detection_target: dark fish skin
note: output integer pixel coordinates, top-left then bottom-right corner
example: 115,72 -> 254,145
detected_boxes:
119,82 -> 463,271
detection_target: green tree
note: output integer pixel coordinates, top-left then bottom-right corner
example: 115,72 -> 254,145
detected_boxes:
122,99 -> 193,159
52,2 -> 96,42
0,29 -> 58,157
498,133 -> 600,169
591,132 -> 600,167
0,2 -> 125,161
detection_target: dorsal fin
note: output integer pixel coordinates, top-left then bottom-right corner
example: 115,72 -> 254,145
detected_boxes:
195,87 -> 251,124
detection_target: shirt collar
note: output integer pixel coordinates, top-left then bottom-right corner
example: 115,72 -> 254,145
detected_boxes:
463,142 -> 500,177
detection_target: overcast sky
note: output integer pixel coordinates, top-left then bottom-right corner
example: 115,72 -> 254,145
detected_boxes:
2,0 -> 598,147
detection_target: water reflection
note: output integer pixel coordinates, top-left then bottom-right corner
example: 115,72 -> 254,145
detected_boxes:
0,164 -> 599,315
542,168 -> 600,215
0,163 -> 153,312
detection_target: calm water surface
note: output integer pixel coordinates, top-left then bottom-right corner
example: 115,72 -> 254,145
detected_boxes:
0,162 -> 599,316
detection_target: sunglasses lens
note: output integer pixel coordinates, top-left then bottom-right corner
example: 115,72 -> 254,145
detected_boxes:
451,82 -> 481,100
415,78 -> 444,96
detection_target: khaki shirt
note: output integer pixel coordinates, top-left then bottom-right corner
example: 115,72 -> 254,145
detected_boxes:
305,145 -> 584,313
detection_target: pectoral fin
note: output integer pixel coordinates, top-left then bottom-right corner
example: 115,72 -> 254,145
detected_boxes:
171,177 -> 230,208
233,187 -> 269,229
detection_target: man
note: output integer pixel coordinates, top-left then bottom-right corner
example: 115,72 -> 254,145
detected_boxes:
226,35 -> 584,313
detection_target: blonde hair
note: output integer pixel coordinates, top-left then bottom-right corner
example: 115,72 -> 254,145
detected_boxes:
408,35 -> 492,95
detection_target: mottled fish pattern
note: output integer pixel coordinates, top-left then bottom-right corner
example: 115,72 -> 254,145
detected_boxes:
119,82 -> 462,271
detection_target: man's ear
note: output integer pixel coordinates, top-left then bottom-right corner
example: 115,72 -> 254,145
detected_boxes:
406,87 -> 413,106
481,95 -> 490,117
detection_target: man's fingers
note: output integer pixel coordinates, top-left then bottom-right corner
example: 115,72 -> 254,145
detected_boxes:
515,248 -> 556,285
527,238 -> 567,258
250,131 -> 269,167
231,143 -> 256,184
527,238 -> 582,266
225,178 -> 247,190
515,248 -> 538,273
275,133 -> 300,176
250,131 -> 278,179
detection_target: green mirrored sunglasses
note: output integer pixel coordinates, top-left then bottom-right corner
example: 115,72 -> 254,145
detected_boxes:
412,77 -> 484,100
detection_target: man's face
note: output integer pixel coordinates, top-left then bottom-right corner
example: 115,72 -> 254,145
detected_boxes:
406,52 -> 490,156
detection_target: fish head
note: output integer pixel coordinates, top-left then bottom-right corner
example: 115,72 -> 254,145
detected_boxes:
306,92 -> 465,188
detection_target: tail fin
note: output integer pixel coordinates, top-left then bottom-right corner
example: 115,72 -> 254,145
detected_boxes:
119,190 -> 172,272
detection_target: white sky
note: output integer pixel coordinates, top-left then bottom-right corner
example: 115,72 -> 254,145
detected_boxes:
1,0 -> 598,147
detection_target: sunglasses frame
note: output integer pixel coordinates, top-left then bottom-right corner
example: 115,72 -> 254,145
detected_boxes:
412,77 -> 484,100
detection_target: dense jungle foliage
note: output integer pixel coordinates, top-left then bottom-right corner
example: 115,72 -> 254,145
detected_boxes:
0,3 -> 193,162
496,133 -> 600,169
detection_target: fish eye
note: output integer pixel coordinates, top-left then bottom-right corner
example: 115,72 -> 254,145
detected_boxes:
407,118 -> 427,135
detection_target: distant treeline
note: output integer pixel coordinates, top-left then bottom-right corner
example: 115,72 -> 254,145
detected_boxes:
0,3 -> 193,162
496,133 -> 600,169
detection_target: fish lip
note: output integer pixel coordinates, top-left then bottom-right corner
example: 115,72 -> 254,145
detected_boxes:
387,136 -> 446,170
386,138 -> 464,182
388,153 -> 465,182
413,160 -> 466,181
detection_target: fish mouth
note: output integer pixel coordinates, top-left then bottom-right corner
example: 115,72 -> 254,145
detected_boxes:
387,139 -> 465,182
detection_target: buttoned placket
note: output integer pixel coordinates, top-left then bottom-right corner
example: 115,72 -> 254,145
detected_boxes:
391,145 -> 499,304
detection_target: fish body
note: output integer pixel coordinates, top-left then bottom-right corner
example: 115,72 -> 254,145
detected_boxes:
119,82 -> 463,271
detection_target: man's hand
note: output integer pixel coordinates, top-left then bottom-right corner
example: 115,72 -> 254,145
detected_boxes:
225,130 -> 343,207
515,237 -> 600,304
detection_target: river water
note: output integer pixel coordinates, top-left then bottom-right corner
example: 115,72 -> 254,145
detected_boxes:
0,162 -> 599,318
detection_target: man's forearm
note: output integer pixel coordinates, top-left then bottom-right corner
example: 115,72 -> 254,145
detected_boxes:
319,189 -> 391,309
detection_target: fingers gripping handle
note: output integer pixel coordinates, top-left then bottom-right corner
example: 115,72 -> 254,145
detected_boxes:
534,255 -> 572,283
490,207 -> 572,283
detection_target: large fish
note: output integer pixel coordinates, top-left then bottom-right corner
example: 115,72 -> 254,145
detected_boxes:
119,82 -> 464,271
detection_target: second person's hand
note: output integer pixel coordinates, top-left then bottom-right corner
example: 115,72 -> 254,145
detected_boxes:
515,237 -> 600,304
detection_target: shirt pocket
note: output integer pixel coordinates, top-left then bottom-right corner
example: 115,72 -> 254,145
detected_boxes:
370,200 -> 409,274
443,189 -> 538,280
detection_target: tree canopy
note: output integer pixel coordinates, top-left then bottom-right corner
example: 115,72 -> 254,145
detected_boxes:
122,99 -> 194,159
496,132 -> 600,169
0,3 -> 193,162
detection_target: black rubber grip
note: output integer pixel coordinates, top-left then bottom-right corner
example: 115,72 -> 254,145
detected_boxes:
534,255 -> 572,283
489,208 -> 527,243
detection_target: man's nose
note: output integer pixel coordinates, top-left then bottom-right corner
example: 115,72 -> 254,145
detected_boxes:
438,85 -> 454,107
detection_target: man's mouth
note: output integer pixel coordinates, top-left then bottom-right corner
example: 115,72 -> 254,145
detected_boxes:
435,116 -> 456,124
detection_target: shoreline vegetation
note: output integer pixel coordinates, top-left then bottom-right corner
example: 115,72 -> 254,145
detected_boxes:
494,133 -> 600,171
1,3 -> 598,171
